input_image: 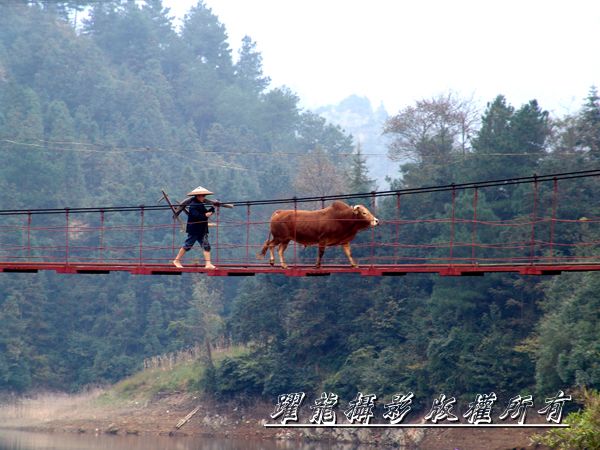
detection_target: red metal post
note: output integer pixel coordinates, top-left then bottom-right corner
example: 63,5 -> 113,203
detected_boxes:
449,186 -> 456,263
246,203 -> 251,266
171,215 -> 176,259
139,207 -> 144,265
530,175 -> 538,264
215,205 -> 220,266
370,192 -> 376,266
27,211 -> 31,260
65,208 -> 70,263
395,194 -> 401,264
100,210 -> 105,263
293,197 -> 298,267
549,177 -> 558,261
471,188 -> 478,264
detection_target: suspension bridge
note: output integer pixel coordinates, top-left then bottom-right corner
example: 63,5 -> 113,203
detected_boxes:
2,169 -> 600,277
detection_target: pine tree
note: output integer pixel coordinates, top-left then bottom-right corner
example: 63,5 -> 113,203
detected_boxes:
470,95 -> 549,181
576,86 -> 600,156
348,142 -> 376,193
511,99 -> 550,170
234,35 -> 270,95
469,95 -> 515,180
181,1 -> 233,80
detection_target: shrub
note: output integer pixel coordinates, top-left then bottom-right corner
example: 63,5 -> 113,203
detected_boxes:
534,389 -> 600,450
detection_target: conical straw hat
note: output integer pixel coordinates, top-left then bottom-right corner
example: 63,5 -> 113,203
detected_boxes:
187,186 -> 214,196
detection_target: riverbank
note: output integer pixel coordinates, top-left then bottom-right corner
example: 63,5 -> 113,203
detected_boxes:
0,388 -> 550,450
0,350 -> 551,450
0,389 -> 275,440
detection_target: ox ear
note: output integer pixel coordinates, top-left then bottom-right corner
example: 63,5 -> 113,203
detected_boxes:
352,205 -> 360,215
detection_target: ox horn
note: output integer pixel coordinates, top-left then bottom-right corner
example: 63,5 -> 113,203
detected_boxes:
352,205 -> 360,214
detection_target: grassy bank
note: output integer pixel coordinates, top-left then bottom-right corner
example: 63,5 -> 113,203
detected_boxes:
0,345 -> 250,430
98,345 -> 249,405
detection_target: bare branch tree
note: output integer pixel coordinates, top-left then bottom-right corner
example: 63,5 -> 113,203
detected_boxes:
293,147 -> 347,198
384,92 -> 479,163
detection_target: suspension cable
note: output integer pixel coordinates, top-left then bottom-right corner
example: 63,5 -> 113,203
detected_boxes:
1,168 -> 599,215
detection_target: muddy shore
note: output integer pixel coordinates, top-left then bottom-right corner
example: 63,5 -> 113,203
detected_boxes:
0,391 -> 550,450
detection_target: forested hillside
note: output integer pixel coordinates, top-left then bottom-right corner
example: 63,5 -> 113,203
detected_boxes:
1,0 -> 599,415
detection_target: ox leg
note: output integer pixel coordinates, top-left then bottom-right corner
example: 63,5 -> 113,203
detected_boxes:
342,243 -> 358,268
315,244 -> 325,269
268,243 -> 275,266
278,241 -> 289,269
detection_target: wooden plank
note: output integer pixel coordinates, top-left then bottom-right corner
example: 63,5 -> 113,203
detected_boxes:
175,405 -> 201,429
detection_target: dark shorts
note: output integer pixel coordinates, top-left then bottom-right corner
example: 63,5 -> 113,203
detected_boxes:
183,233 -> 211,252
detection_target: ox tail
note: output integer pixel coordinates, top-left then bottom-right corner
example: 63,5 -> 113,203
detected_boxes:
257,231 -> 273,260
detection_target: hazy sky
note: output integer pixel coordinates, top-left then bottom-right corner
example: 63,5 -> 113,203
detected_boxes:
163,0 -> 599,115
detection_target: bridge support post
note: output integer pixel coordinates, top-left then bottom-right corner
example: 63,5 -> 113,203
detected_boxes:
171,214 -> 176,259
293,197 -> 297,267
550,177 -> 558,261
65,208 -> 70,263
530,175 -> 538,264
215,205 -> 220,266
395,194 -> 401,265
370,191 -> 376,267
27,211 -> 31,260
246,203 -> 251,267
100,210 -> 105,263
471,188 -> 478,264
139,207 -> 144,266
449,185 -> 456,263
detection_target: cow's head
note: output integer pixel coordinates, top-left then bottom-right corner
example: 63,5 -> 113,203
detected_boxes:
352,204 -> 379,227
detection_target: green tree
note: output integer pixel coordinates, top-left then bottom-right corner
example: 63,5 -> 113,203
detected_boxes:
181,1 -> 233,80
0,293 -> 31,391
85,1 -> 173,73
347,142 -> 376,193
535,273 -> 600,393
234,35 -> 270,95
576,86 -> 600,156
470,96 -> 549,181
143,300 -> 167,356
168,278 -> 224,368
295,110 -> 353,155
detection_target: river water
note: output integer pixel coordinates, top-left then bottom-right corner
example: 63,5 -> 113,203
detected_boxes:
0,429 -> 371,450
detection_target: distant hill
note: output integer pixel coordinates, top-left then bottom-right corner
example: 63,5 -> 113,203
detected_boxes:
315,95 -> 398,189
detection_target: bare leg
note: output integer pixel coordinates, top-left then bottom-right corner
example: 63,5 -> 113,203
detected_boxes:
203,250 -> 215,269
315,244 -> 325,268
342,243 -> 358,268
172,247 -> 186,268
278,242 -> 289,269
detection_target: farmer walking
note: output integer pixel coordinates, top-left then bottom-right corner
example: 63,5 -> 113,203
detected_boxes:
172,186 -> 216,269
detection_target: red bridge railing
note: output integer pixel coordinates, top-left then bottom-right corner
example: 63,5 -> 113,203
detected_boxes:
1,170 -> 600,276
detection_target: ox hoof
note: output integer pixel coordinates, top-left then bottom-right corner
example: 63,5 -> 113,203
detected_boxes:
351,264 -> 359,269
281,264 -> 289,269
269,259 -> 274,266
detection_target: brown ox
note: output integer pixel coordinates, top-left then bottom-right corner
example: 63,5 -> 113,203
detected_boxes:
258,200 -> 379,269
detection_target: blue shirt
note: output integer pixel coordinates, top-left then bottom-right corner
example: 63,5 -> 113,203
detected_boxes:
186,198 -> 215,235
